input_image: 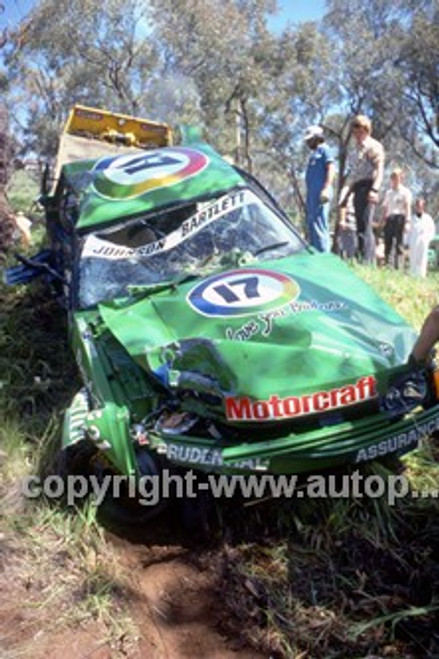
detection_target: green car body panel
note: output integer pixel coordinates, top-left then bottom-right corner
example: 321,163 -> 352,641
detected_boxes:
64,142 -> 244,232
70,250 -> 439,475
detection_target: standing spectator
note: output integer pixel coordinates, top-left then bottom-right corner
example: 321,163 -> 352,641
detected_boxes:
409,197 -> 435,277
381,168 -> 412,269
339,115 -> 385,264
304,125 -> 335,253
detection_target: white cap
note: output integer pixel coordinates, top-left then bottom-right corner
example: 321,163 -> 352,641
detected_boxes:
304,125 -> 324,142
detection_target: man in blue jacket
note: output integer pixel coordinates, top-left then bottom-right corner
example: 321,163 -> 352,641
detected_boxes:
304,125 -> 335,253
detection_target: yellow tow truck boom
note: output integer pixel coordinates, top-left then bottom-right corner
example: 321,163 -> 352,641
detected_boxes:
64,105 -> 172,148
54,105 -> 172,181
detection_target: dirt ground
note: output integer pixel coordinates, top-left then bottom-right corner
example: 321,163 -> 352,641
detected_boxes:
110,534 -> 264,659
0,513 -> 266,659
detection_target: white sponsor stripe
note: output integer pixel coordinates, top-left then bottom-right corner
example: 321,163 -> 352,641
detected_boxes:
166,443 -> 269,471
355,411 -> 439,463
82,189 -> 251,261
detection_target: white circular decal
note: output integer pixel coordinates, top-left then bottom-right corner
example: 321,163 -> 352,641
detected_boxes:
92,147 -> 209,200
187,268 -> 301,317
100,152 -> 190,186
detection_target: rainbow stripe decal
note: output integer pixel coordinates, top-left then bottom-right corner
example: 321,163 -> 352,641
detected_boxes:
92,147 -> 209,200
187,268 -> 300,318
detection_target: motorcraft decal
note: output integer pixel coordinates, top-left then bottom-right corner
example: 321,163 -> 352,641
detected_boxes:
188,268 -> 300,318
82,190 -> 247,260
166,443 -> 269,471
92,147 -> 209,200
355,412 -> 439,463
225,376 -> 377,421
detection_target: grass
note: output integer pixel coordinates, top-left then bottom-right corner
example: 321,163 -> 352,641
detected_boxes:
0,178 -> 139,656
351,263 -> 439,331
220,455 -> 439,657
0,426 -> 139,657
5,169 -> 41,214
0,498 -> 139,656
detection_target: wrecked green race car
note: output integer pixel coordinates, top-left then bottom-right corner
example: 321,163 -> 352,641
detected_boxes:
7,106 -> 439,517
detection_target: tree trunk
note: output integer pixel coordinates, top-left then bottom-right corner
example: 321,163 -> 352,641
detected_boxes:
0,104 -> 15,259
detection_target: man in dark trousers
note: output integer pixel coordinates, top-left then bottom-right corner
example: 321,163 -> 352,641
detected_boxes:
381,167 -> 412,269
339,115 -> 385,264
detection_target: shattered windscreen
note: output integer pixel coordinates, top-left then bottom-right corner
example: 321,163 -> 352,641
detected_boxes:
78,188 -> 305,308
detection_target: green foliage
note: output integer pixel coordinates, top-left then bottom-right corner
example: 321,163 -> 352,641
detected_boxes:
2,0 -> 438,215
6,168 -> 40,213
397,1 -> 439,158
5,0 -> 161,157
0,282 -> 79,431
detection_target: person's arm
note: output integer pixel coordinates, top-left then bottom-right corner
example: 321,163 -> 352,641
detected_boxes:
405,189 -> 412,221
325,161 -> 335,188
411,306 -> 439,364
320,162 -> 335,203
338,185 -> 351,210
381,189 -> 389,224
338,204 -> 347,228
427,215 -> 436,243
368,141 -> 385,203
320,147 -> 335,203
404,189 -> 412,232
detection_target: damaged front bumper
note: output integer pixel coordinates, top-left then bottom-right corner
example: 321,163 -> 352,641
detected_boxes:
145,403 -> 439,475
68,362 -> 439,478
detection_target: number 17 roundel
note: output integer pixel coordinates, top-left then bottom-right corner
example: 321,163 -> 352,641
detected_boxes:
92,148 -> 208,200
187,268 -> 300,318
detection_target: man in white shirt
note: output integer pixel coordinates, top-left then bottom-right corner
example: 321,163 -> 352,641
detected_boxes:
381,168 -> 412,269
409,197 -> 435,277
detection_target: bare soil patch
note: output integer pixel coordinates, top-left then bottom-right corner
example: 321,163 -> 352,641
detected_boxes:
0,509 -> 266,659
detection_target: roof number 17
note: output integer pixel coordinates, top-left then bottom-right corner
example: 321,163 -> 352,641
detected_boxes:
213,276 -> 260,304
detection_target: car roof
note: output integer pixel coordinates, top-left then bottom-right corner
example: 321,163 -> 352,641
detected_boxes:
61,142 -> 246,232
